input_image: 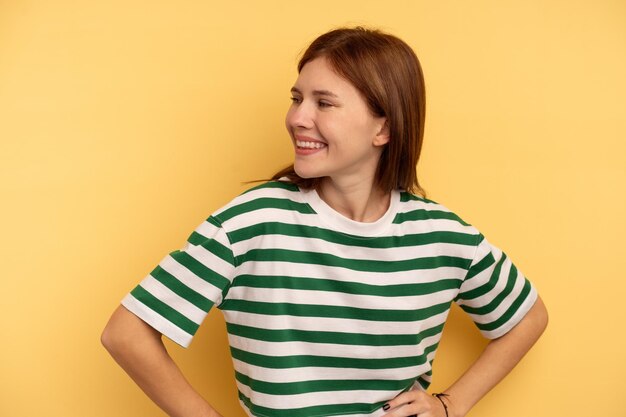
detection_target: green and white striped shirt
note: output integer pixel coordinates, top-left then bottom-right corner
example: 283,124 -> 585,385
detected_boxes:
122,180 -> 537,417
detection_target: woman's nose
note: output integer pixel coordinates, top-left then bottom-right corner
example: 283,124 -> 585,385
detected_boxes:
286,102 -> 314,129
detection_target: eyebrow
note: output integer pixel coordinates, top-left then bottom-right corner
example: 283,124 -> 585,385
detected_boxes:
290,87 -> 338,98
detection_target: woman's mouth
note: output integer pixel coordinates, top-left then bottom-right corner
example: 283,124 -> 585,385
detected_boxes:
295,138 -> 327,155
296,140 -> 327,149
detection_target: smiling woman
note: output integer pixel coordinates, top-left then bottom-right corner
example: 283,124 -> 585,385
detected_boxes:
102,26 -> 548,417
286,57 -> 389,190
275,27 -> 426,202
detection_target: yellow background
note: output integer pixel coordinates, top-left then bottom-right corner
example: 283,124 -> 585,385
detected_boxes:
1,1 -> 624,416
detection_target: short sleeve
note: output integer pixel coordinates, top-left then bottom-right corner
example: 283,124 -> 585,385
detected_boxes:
121,216 -> 236,348
455,233 -> 537,339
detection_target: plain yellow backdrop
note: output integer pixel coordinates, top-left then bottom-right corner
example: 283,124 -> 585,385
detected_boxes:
1,1 -> 624,416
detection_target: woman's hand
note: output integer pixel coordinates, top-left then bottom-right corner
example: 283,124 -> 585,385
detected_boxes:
383,296 -> 548,417
382,391 -> 451,417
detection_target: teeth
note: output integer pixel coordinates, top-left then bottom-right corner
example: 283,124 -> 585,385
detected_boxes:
296,140 -> 326,149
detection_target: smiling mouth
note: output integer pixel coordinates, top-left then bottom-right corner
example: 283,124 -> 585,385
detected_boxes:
296,140 -> 327,149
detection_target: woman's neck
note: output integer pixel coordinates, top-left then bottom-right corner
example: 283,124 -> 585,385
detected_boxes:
317,177 -> 391,223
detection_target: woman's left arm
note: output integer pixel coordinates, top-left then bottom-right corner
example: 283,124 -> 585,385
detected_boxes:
383,296 -> 549,417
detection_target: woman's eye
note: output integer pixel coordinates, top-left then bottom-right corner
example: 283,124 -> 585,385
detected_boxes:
290,96 -> 302,104
318,101 -> 332,108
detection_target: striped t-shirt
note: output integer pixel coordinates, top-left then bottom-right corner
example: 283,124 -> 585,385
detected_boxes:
122,180 -> 537,417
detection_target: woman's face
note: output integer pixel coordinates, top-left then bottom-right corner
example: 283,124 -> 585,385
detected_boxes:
285,57 -> 388,185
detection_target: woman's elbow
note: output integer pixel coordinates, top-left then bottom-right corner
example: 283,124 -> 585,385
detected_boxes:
531,295 -> 549,337
101,305 -> 144,355
101,311 -> 124,355
101,305 -> 162,353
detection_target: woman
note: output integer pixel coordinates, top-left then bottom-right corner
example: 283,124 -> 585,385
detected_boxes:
102,27 -> 548,417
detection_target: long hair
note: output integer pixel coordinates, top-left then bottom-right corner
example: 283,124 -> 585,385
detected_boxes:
273,26 -> 427,197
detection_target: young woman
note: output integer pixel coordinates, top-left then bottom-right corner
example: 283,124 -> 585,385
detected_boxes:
102,27 -> 548,417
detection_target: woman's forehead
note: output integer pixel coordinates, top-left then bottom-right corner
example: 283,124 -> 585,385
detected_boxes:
293,57 -> 357,97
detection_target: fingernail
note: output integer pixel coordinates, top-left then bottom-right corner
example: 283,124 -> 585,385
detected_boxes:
382,404 -> 390,411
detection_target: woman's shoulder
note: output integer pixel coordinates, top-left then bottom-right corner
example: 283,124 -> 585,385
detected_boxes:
240,179 -> 300,195
210,180 -> 310,225
396,190 -> 477,231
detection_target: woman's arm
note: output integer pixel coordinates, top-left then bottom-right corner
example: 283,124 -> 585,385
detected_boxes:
383,296 -> 549,417
101,305 -> 223,417
442,295 -> 548,416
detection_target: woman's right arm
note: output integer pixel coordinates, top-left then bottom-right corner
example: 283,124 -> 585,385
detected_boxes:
101,305 -> 223,417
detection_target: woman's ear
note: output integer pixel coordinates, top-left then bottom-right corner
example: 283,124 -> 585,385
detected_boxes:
373,119 -> 390,147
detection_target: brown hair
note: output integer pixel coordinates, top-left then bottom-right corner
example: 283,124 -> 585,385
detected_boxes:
272,26 -> 427,197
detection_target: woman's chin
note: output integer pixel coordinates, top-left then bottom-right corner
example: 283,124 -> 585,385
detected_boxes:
294,164 -> 322,179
